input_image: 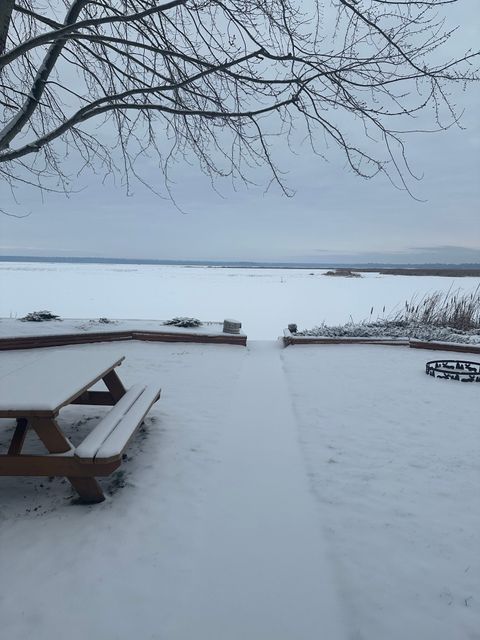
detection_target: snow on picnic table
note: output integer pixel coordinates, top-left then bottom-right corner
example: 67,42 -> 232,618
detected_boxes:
0,340 -> 478,639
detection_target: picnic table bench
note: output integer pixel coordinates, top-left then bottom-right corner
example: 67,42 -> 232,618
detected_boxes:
0,349 -> 161,503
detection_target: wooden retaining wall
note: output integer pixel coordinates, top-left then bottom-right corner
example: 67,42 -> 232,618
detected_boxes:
409,339 -> 480,355
283,329 -> 408,347
283,329 -> 480,354
0,329 -> 246,351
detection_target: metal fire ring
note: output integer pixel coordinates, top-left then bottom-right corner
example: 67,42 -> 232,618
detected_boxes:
425,360 -> 480,382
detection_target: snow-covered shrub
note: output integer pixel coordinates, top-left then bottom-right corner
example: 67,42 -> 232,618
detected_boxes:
295,321 -> 480,344
20,310 -> 61,322
163,317 -> 202,328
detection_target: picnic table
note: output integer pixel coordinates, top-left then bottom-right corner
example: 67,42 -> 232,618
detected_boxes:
0,349 -> 161,503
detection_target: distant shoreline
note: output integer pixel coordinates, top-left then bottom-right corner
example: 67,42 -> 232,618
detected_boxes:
345,267 -> 480,277
0,255 -> 479,276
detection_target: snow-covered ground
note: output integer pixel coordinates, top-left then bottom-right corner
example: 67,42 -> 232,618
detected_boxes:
1,262 -> 479,338
0,340 -> 478,639
283,344 -> 479,640
1,263 -> 479,637
0,317 -> 241,338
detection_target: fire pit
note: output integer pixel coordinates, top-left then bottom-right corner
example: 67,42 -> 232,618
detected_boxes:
425,360 -> 480,382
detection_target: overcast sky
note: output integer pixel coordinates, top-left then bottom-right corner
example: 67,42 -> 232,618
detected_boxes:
0,1 -> 479,264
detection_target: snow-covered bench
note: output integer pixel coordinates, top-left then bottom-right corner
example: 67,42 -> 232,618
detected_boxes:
75,384 -> 161,465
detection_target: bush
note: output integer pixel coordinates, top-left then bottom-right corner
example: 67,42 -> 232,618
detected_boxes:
163,317 -> 202,328
20,310 -> 61,322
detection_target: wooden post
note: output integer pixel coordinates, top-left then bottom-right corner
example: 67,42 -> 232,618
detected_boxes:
7,418 -> 29,455
103,370 -> 127,402
30,417 -> 72,454
68,477 -> 105,503
30,417 -> 105,502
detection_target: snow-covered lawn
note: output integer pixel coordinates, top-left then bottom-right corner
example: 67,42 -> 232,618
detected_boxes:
0,340 -> 478,639
282,344 -> 479,640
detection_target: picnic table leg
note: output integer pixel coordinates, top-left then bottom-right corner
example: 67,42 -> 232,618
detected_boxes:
30,417 -> 72,454
102,370 -> 126,402
68,477 -> 105,503
7,418 -> 29,455
30,417 -> 105,503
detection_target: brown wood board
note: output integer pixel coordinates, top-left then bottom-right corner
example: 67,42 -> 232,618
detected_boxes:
0,329 -> 246,350
409,340 -> 480,355
0,455 -> 120,477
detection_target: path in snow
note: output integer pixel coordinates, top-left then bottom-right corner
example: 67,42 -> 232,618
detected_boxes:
173,341 -> 348,639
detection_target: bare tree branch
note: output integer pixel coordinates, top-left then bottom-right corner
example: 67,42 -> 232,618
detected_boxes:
0,0 -> 15,55
0,0 -> 478,202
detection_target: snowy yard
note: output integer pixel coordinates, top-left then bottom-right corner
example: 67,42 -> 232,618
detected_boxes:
0,340 -> 478,639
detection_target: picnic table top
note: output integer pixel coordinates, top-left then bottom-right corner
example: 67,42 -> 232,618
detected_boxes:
0,349 -> 124,417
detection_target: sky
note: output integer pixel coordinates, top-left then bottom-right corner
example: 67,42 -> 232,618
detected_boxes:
0,1 -> 479,265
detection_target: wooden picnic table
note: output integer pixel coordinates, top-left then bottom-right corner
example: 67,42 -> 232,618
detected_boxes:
0,349 -> 160,503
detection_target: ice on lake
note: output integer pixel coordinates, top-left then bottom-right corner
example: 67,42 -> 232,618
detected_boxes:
1,262 -> 479,338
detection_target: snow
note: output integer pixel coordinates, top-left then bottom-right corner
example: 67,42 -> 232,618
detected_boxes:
0,349 -> 124,413
0,340 -> 478,639
0,317 -> 240,339
74,384 -> 145,460
295,321 -> 480,344
1,262 -> 479,339
282,344 -> 480,639
1,262 -> 479,637
93,384 -> 160,461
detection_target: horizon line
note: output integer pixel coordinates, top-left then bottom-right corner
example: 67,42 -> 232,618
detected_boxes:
1,255 -> 480,269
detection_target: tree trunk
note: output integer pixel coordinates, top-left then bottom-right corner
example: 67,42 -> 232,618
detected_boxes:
0,0 -> 14,55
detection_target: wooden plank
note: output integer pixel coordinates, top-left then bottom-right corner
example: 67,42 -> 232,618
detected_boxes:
71,391 -> 115,405
0,331 -> 133,351
103,369 -> 127,402
95,385 -> 160,463
0,329 -> 246,351
409,340 -> 480,355
68,477 -> 105,503
7,418 -> 29,455
30,417 -> 72,454
133,331 -> 246,346
285,336 -> 408,346
27,416 -> 111,502
75,385 -> 145,462
0,454 -> 119,477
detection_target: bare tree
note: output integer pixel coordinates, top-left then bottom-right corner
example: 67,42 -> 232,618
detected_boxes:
0,0 -> 477,205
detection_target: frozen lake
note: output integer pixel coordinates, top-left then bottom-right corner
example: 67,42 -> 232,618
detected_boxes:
1,262 -> 479,339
